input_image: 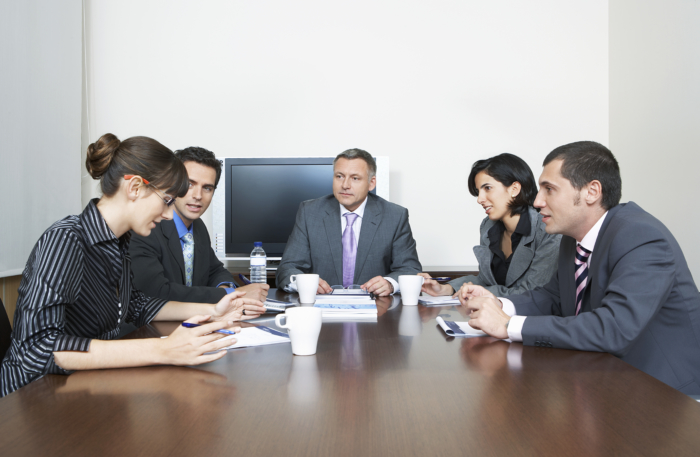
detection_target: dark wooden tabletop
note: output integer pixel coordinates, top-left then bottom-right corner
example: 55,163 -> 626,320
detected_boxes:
1,290 -> 699,456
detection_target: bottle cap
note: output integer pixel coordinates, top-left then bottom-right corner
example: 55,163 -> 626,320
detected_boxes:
254,241 -> 262,247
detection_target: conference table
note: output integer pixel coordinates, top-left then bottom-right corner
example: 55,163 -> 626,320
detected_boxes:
1,290 -> 700,456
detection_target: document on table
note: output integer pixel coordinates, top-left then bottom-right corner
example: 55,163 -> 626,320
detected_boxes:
219,325 -> 290,349
418,296 -> 461,306
314,296 -> 376,306
329,289 -> 370,296
436,316 -> 487,337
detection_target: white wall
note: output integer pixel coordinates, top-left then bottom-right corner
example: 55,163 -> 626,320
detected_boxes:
609,0 -> 700,281
83,0 -> 608,267
0,0 -> 82,277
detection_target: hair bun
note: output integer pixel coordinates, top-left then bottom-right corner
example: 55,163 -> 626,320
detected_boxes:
86,133 -> 121,179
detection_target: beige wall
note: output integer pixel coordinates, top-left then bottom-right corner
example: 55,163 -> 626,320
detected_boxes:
610,1 -> 700,281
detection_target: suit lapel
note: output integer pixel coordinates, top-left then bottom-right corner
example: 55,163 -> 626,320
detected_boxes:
354,197 -> 381,283
323,201 -> 344,285
473,245 -> 497,285
505,210 -> 538,286
163,220 -> 186,283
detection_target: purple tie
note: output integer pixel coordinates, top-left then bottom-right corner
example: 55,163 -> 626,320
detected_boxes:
574,244 -> 592,315
342,213 -> 359,287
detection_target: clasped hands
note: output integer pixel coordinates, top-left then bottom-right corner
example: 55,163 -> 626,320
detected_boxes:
454,283 -> 511,340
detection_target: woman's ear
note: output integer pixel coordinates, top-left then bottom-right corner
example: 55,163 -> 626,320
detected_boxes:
510,182 -> 522,198
125,176 -> 143,202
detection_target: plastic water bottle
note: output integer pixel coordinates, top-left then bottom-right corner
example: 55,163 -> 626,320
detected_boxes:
250,242 -> 267,284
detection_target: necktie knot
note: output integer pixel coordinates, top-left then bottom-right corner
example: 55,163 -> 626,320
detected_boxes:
344,212 -> 358,226
575,244 -> 591,263
183,232 -> 194,245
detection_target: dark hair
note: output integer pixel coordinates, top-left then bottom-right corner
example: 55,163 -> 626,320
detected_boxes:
543,141 -> 621,210
174,147 -> 222,187
86,133 -> 189,198
334,148 -> 377,179
467,153 -> 537,216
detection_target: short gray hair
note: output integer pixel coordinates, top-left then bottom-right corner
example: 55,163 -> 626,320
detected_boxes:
333,148 -> 377,179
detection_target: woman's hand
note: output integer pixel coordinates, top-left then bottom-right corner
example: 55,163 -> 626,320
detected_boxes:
159,315 -> 241,365
419,273 -> 454,296
213,292 -> 267,321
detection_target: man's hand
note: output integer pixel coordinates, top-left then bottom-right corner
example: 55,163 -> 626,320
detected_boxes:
317,278 -> 333,294
419,273 -> 454,296
462,296 -> 510,339
362,276 -> 394,296
236,283 -> 269,302
213,292 -> 267,321
456,283 -> 496,306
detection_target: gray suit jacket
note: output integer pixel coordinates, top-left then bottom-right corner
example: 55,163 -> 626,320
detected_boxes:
276,193 -> 422,289
449,207 -> 561,296
129,218 -> 234,304
509,202 -> 700,395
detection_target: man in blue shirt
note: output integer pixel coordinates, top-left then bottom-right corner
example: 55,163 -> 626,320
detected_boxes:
130,147 -> 268,303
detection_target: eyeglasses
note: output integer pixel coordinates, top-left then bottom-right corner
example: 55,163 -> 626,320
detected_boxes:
124,175 -> 176,207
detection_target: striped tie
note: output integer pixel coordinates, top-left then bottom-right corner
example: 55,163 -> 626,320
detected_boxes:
574,244 -> 591,315
183,232 -> 194,287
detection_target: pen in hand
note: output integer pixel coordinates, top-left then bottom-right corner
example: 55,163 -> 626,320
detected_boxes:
430,277 -> 452,282
181,322 -> 238,335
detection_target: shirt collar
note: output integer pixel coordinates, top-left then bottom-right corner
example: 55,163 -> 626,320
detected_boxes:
81,198 -> 121,247
340,196 -> 368,219
579,211 -> 608,252
173,212 -> 194,239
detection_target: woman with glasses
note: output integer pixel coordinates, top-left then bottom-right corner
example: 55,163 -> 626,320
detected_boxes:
1,133 -> 266,397
421,153 -> 561,298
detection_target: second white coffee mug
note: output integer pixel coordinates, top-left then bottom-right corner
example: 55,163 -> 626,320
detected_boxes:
275,307 -> 323,356
399,275 -> 425,306
290,274 -> 320,304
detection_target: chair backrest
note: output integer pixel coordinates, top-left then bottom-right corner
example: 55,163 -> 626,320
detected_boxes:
0,298 -> 12,362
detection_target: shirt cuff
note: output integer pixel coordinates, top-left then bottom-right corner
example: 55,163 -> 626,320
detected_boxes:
385,277 -> 399,294
498,297 -> 525,342
284,282 -> 298,292
53,334 -> 92,352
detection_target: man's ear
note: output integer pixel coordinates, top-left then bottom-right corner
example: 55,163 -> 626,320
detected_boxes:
368,175 -> 377,192
585,180 -> 603,207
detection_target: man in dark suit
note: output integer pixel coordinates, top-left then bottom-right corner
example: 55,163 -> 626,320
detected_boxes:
276,149 -> 421,296
459,141 -> 700,395
130,147 -> 269,304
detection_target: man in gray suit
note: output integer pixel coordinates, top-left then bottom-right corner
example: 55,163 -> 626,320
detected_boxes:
459,141 -> 700,395
277,149 -> 422,296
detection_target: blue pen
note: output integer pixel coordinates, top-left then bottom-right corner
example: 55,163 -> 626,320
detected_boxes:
431,277 -> 452,281
182,322 -> 237,335
238,273 -> 252,285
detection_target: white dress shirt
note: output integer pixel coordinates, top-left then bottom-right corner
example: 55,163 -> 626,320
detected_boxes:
501,211 -> 609,341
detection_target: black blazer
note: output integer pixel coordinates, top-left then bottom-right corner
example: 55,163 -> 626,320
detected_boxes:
510,202 -> 700,395
129,218 -> 234,304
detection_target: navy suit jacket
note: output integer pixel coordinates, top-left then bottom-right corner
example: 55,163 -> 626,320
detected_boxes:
129,218 -> 234,304
509,202 -> 700,394
276,193 -> 422,289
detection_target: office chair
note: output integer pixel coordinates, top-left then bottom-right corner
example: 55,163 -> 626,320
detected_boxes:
0,298 -> 12,362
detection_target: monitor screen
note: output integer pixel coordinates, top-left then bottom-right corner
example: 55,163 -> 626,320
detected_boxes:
225,158 -> 335,256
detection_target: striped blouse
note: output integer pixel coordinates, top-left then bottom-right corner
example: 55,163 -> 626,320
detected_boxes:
1,199 -> 168,396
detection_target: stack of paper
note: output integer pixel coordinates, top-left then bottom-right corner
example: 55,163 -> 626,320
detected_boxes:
418,296 -> 461,307
313,296 -> 377,320
436,316 -> 487,337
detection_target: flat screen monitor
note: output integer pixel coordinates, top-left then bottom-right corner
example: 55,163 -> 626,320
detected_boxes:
224,158 -> 334,256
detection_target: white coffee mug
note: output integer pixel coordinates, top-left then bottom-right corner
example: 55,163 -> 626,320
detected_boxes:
275,307 -> 323,355
290,274 -> 320,304
399,275 -> 425,306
